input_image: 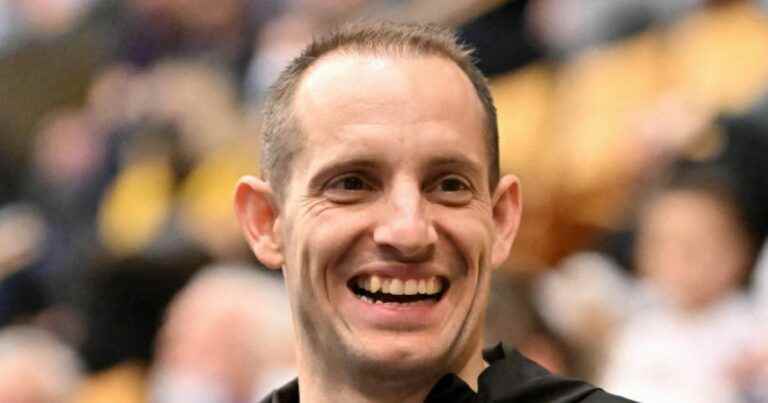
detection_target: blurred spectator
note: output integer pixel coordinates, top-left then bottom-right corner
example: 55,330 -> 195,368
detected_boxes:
288,0 -> 372,27
0,326 -> 83,403
535,253 -> 636,380
755,239 -> 768,318
28,108 -> 107,225
0,1 -> 17,52
0,0 -> 95,53
0,203 -> 47,281
117,0 -> 279,83
598,112 -> 768,275
176,139 -> 259,260
529,0 -> 703,57
244,13 -> 314,106
79,252 -> 207,373
729,238 -> 768,400
457,0 -> 545,78
0,202 -> 88,347
92,61 -> 253,259
16,0 -> 95,38
0,266 -> 51,328
600,165 -> 762,403
22,107 -> 113,309
150,264 -> 294,403
71,252 -> 208,403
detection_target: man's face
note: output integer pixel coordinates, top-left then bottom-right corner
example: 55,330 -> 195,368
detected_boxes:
266,53 -> 518,378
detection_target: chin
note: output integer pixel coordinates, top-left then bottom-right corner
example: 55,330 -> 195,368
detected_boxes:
345,333 -> 449,380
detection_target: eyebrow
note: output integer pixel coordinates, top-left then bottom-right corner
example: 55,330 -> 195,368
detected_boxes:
307,157 -> 385,191
425,155 -> 484,178
306,152 -> 485,191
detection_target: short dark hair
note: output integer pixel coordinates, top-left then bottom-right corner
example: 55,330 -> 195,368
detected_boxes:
639,162 -> 763,282
648,163 -> 757,244
260,21 -> 499,201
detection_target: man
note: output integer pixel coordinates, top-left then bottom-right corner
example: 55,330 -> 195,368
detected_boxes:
235,21 -> 633,403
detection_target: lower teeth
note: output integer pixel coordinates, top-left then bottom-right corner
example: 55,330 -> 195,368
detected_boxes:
358,294 -> 427,304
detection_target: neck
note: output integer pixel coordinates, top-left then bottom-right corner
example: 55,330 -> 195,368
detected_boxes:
295,342 -> 487,403
298,375 -> 431,403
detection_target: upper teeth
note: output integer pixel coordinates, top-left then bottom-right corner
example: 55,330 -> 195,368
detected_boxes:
355,275 -> 443,296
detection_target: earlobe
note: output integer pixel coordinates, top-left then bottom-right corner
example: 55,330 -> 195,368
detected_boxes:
234,175 -> 284,269
490,175 -> 522,268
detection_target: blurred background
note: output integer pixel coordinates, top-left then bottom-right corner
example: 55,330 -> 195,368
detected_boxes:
1,0 -> 768,402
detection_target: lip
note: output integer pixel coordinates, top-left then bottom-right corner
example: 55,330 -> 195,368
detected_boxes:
344,289 -> 447,330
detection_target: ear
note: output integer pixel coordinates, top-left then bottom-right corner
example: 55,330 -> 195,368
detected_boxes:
490,174 -> 522,268
234,175 -> 284,269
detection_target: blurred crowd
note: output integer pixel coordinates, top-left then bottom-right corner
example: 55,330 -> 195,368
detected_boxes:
2,0 -> 768,402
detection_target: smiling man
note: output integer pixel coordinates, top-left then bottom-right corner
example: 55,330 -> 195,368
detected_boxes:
235,22 -> 633,403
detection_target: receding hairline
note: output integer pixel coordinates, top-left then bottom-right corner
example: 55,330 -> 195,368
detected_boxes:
282,50 -> 495,187
260,22 -> 500,202
292,47 -> 488,127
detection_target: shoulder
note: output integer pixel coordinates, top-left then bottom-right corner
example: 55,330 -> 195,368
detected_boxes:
258,378 -> 299,403
478,344 -> 636,403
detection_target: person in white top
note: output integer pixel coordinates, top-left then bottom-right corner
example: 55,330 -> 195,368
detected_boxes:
601,166 -> 763,403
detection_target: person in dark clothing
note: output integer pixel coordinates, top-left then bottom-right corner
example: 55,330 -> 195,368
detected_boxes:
234,21 -> 633,403
264,344 -> 633,403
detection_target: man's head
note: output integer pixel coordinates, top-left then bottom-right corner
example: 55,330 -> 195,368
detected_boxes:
259,21 -> 500,201
235,21 -> 521,396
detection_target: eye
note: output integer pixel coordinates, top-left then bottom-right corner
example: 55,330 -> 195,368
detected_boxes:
429,175 -> 473,205
330,175 -> 368,191
438,177 -> 469,192
324,174 -> 374,203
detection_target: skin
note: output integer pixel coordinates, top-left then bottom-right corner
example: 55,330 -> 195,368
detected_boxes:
636,190 -> 751,313
235,52 -> 521,403
155,280 -> 262,402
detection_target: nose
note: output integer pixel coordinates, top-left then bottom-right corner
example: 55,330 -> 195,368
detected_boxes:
373,181 -> 437,261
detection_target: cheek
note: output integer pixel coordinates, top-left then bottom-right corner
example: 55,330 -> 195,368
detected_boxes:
283,208 -> 371,291
435,209 -> 495,273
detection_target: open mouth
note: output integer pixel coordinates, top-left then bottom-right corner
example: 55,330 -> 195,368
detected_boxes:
348,274 -> 447,304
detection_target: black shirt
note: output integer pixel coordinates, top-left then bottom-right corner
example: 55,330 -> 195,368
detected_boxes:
259,344 -> 636,403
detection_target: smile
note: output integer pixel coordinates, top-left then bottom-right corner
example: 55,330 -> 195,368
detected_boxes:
348,274 -> 447,304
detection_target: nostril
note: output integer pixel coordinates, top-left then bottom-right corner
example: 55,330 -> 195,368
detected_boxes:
372,220 -> 437,256
375,242 -> 436,263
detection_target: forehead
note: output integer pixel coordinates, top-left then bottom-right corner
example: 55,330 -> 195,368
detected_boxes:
295,51 -> 482,122
290,52 -> 488,177
642,190 -> 742,234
